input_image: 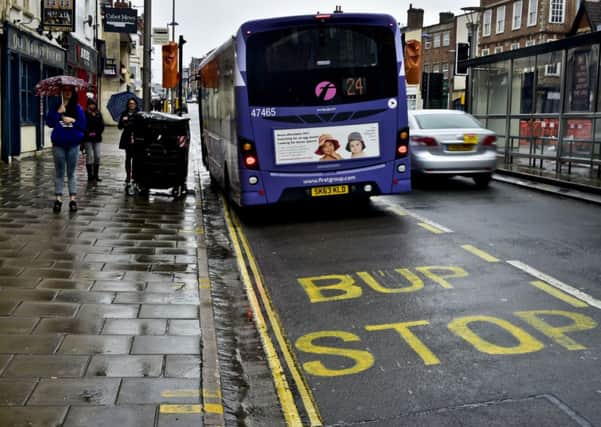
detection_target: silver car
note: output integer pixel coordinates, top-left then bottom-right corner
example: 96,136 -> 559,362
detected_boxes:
408,109 -> 497,188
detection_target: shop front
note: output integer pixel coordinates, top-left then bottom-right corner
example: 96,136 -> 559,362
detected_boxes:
1,23 -> 65,162
66,34 -> 98,107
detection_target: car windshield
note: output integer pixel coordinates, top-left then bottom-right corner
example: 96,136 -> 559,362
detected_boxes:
414,113 -> 482,129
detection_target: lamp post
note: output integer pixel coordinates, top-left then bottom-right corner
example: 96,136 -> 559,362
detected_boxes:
460,7 -> 482,112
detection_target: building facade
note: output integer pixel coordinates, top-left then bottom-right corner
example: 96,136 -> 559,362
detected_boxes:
478,0 -> 579,55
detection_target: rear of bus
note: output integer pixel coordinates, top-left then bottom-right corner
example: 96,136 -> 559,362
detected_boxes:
235,12 -> 410,205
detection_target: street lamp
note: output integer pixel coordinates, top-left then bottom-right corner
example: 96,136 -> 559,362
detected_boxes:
460,6 -> 483,112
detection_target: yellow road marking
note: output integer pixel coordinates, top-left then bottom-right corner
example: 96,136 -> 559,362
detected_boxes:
417,222 -> 445,234
199,277 -> 211,289
232,211 -> 323,427
223,201 -> 304,426
461,245 -> 500,262
204,403 -> 224,414
160,404 -> 202,414
161,390 -> 200,398
530,281 -> 589,308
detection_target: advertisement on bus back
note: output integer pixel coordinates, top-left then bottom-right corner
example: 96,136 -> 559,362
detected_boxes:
274,123 -> 380,165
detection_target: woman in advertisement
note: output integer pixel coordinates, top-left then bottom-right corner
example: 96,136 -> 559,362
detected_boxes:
315,134 -> 343,161
346,132 -> 367,158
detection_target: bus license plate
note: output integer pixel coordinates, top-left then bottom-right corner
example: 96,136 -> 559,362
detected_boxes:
311,185 -> 349,197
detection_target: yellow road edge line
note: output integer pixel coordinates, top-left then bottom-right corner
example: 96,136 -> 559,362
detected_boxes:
461,244 -> 500,262
530,280 -> 589,308
204,403 -> 225,414
233,212 -> 323,427
417,222 -> 445,234
160,404 -> 202,414
222,199 -> 304,426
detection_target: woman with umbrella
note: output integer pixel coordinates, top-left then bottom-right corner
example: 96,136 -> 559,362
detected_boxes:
45,84 -> 86,213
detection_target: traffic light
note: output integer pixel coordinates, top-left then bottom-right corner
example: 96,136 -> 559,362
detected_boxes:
162,42 -> 179,88
455,42 -> 470,75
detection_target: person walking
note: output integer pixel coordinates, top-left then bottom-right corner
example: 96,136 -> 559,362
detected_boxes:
118,98 -> 140,184
82,98 -> 105,182
45,85 -> 86,213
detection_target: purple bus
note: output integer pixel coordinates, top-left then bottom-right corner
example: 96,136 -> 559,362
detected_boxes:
199,11 -> 411,206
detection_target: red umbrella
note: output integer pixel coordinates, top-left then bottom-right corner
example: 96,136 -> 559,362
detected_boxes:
35,75 -> 87,96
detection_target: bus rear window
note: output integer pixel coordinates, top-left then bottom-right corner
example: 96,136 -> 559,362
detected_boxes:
246,25 -> 398,107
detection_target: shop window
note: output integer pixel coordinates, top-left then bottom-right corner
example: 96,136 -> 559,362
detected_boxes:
20,60 -> 39,124
535,51 -> 562,113
565,45 -> 599,112
487,60 -> 510,115
511,56 -> 536,114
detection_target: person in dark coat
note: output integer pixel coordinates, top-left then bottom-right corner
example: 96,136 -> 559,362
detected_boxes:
82,98 -> 105,182
118,97 -> 139,183
45,85 -> 86,213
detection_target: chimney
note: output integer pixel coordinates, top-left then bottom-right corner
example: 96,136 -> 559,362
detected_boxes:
439,12 -> 454,24
407,4 -> 424,30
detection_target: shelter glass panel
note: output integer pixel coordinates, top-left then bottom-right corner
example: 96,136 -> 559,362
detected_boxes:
487,61 -> 510,115
535,51 -> 562,113
565,45 -> 599,113
511,57 -> 536,114
471,67 -> 488,115
486,118 -> 507,149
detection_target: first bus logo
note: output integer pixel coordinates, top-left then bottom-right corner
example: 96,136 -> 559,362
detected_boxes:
315,81 -> 337,101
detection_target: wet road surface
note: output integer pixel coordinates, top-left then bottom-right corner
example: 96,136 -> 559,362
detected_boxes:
228,178 -> 601,426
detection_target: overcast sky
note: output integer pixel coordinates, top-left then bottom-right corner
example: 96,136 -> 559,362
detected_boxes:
131,1 -> 477,83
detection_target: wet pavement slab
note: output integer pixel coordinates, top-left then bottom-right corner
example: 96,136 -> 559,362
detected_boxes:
0,127 -> 219,426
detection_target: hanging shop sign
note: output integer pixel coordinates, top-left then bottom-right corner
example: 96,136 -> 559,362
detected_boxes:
103,7 -> 138,33
66,35 -> 97,73
42,0 -> 76,33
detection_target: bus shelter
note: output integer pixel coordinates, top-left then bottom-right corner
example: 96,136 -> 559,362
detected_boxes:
464,31 -> 601,188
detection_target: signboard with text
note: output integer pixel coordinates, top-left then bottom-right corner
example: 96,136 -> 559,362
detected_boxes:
42,0 -> 76,33
103,7 -> 138,33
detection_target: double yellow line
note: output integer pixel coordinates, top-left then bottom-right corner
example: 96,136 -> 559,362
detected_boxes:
223,198 -> 322,426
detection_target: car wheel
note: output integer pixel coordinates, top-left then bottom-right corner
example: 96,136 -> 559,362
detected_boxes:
473,174 -> 492,188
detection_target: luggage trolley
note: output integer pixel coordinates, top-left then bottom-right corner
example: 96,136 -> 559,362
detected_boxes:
128,112 -> 191,197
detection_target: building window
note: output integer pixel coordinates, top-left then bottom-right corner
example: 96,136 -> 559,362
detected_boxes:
511,42 -> 520,50
423,64 -> 430,73
496,5 -> 506,34
525,39 -> 536,46
424,41 -> 431,49
442,63 -> 449,78
433,33 -> 441,48
407,94 -> 417,110
528,0 -> 538,26
483,10 -> 492,36
433,63 -> 440,73
513,1 -> 522,29
494,46 -> 504,53
481,48 -> 490,56
549,0 -> 565,23
442,31 -> 450,47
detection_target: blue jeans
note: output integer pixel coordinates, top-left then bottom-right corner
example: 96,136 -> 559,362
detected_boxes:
53,145 -> 80,196
83,142 -> 101,165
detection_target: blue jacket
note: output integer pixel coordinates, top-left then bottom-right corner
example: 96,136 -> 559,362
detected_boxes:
45,105 -> 86,148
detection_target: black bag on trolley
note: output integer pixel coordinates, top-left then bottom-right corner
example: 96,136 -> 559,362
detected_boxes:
129,112 -> 190,197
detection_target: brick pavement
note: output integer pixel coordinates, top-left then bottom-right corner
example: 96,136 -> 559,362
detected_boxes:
0,126 -> 223,426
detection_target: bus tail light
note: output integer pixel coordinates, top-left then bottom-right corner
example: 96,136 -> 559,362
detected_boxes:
396,128 -> 410,158
240,138 -> 260,170
482,135 -> 497,146
410,136 -> 438,146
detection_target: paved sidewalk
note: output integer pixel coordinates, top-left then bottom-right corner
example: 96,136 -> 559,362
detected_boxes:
0,127 -> 222,426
